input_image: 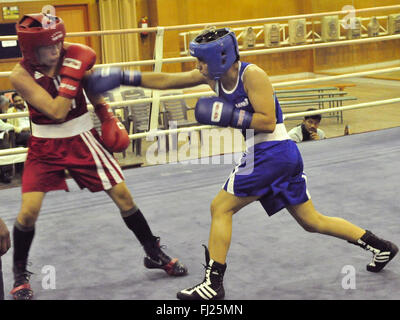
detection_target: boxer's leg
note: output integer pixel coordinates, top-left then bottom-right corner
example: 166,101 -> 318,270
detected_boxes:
0,258 -> 4,300
287,199 -> 398,272
73,131 -> 188,276
178,190 -> 259,300
106,182 -> 187,276
11,192 -> 45,300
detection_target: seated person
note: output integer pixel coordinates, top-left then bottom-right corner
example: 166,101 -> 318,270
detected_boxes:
8,93 -> 30,147
288,109 -> 326,143
0,95 -> 15,183
0,95 -> 15,132
0,131 -> 13,184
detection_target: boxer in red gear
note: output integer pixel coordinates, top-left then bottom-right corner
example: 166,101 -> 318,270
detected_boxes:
8,13 -> 187,300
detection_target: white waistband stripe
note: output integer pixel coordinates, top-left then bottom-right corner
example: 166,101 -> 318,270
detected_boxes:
245,123 -> 290,148
32,112 -> 94,138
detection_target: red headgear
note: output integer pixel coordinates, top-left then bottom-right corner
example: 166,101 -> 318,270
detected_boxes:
16,13 -> 66,66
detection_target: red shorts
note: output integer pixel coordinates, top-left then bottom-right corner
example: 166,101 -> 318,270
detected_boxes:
22,128 -> 124,193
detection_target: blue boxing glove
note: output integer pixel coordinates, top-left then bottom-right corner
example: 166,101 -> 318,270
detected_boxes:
86,67 -> 142,94
195,97 -> 253,129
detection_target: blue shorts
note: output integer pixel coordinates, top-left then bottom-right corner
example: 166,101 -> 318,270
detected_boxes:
223,139 -> 310,216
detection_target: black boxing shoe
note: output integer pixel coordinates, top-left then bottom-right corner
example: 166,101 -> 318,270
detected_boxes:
143,237 -> 188,276
351,230 -> 398,272
10,261 -> 33,300
177,245 -> 226,300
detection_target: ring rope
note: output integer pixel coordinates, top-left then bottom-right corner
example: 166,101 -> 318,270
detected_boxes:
1,97 -> 400,157
2,33 -> 400,78
1,66 -> 400,121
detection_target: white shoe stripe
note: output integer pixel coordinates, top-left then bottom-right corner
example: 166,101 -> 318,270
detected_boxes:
377,251 -> 390,256
374,257 -> 389,262
180,265 -> 221,300
374,251 -> 391,262
202,284 -> 217,296
199,285 -> 214,299
195,287 -> 209,300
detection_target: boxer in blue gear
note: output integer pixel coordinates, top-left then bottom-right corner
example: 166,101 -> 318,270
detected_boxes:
86,27 -> 398,300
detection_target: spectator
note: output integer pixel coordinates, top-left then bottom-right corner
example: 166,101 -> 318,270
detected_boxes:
0,95 -> 15,183
288,108 -> 326,143
0,95 -> 15,132
8,93 -> 30,147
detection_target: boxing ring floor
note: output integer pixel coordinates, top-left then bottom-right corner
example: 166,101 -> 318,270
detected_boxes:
0,127 -> 399,300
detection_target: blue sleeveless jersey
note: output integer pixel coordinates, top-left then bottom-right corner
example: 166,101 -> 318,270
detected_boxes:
216,61 -> 284,137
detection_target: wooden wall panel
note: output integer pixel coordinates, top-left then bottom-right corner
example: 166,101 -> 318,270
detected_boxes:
179,0 -> 307,24
243,50 -> 315,76
311,0 -> 400,15
3,0 -> 399,88
315,40 -> 400,72
56,5 -> 90,46
132,0 -> 400,75
310,0 -> 400,72
154,0 -> 313,74
0,61 -> 16,90
135,0 -> 153,71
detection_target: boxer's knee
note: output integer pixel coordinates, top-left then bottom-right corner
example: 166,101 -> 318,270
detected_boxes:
300,212 -> 325,233
17,192 -> 44,228
17,207 -> 40,228
210,199 -> 234,220
108,182 -> 135,212
118,191 -> 134,210
210,198 -> 219,218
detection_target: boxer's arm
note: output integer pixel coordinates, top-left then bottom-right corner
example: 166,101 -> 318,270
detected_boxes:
86,68 -> 208,94
85,87 -> 129,153
58,43 -> 96,99
140,69 -> 207,89
243,65 -> 276,133
84,78 -> 114,121
84,87 -> 112,122
84,85 -> 105,108
85,90 -> 114,123
10,64 -> 71,121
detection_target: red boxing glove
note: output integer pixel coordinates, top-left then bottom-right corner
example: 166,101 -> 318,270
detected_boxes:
95,103 -> 130,152
59,44 -> 96,99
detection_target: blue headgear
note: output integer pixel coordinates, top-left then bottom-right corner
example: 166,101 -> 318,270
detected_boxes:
189,28 -> 239,80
